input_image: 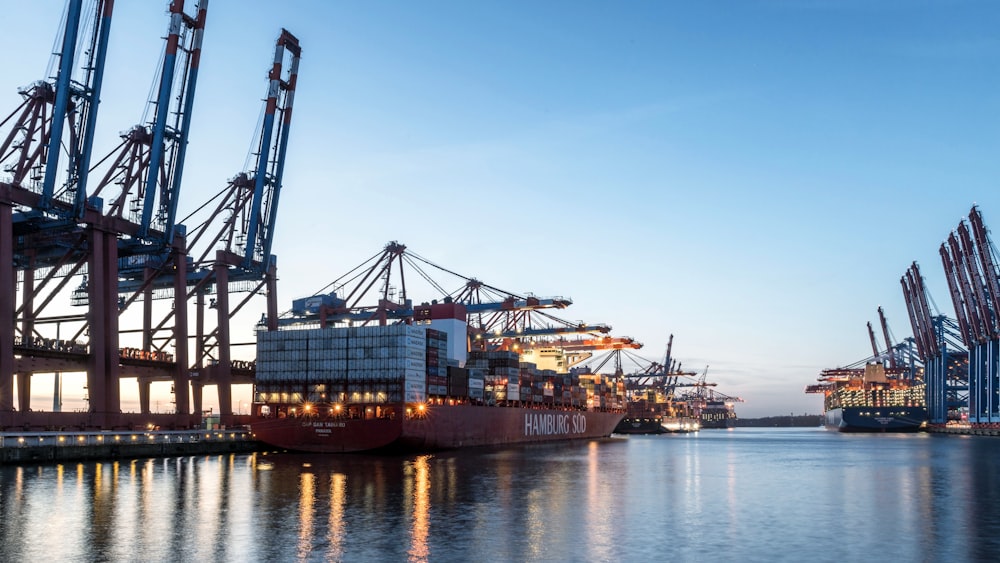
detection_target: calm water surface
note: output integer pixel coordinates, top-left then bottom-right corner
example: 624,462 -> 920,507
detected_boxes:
1,428 -> 999,562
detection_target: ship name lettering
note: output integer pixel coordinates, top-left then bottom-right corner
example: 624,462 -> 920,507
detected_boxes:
302,421 -> 346,428
525,413 -> 579,436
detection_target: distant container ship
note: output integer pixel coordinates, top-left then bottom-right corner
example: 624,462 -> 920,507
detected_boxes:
250,304 -> 625,452
806,363 -> 927,432
615,393 -> 699,434
699,400 -> 737,429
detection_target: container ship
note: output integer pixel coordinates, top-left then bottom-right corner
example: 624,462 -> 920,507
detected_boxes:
699,400 -> 738,429
806,363 -> 927,432
616,388 -> 699,434
250,304 -> 625,452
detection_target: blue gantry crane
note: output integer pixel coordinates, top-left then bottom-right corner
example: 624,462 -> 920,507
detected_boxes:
0,0 -> 116,420
179,29 -> 301,418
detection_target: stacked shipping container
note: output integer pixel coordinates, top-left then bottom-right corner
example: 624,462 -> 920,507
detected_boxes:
426,329 -> 448,396
254,326 -> 624,410
254,325 -> 428,404
464,351 -> 624,410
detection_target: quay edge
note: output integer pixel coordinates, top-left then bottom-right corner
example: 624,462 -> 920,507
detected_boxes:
0,429 -> 262,465
925,424 -> 1000,437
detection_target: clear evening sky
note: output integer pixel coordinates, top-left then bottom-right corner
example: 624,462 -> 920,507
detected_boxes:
2,1 -> 998,417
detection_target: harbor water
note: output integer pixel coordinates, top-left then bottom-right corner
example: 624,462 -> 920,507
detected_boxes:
1,427 -> 999,562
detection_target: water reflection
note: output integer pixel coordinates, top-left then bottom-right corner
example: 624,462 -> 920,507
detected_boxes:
327,472 -> 347,562
298,470 -> 315,560
2,432 -> 1000,560
407,455 -> 431,562
584,440 -> 611,562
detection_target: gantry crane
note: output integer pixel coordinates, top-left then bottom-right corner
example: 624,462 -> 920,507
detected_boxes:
173,28 -> 300,420
0,2 -> 299,430
79,0 -> 210,423
512,335 -> 641,372
615,336 -> 705,419
286,241 -> 578,328
0,0 -> 116,422
674,366 -> 743,423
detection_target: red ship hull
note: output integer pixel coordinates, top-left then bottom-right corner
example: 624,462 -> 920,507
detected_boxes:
251,404 -> 624,453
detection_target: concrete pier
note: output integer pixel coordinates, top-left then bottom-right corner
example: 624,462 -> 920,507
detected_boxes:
926,424 -> 1000,437
0,429 -> 262,464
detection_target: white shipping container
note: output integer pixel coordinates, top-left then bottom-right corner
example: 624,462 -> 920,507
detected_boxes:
468,378 -> 484,389
405,390 -> 427,403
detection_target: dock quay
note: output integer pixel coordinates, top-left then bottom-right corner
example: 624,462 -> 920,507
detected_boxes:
0,429 -> 261,465
926,424 -> 1000,437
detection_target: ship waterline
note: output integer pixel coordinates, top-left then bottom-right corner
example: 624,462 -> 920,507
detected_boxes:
252,403 -> 624,453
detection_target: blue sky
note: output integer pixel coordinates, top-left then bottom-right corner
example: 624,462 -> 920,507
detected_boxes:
2,1 -> 999,417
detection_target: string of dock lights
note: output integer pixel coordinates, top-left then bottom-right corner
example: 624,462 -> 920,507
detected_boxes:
3,430 -> 245,448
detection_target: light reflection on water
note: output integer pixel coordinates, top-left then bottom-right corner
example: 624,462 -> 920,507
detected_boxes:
2,430 -> 1000,561
407,455 -> 430,562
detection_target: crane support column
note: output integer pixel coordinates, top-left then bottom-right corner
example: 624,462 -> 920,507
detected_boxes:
173,248 -> 191,422
138,268 -> 154,415
266,258 -> 278,331
194,290 -> 205,420
138,378 -> 151,416
0,204 -> 13,416
87,226 -> 121,427
17,254 -> 36,412
214,259 -> 233,419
